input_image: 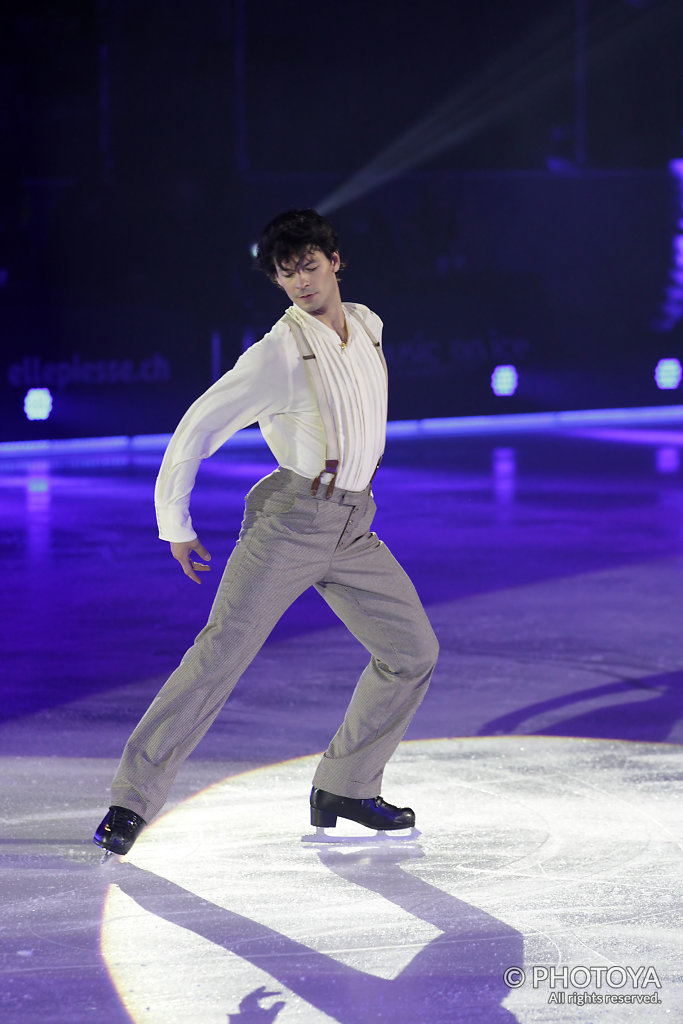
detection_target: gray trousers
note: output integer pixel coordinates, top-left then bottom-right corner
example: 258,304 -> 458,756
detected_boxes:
111,468 -> 439,822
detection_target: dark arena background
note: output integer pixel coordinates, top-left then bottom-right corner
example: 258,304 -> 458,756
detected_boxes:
2,0 -> 683,438
2,4 -> 683,1024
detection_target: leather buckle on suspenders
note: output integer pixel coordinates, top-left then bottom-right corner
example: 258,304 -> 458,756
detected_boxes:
310,459 -> 339,498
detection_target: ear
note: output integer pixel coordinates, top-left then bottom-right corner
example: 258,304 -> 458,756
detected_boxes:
330,251 -> 341,272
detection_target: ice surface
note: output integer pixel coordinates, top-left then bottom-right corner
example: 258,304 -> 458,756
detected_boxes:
98,738 -> 682,1024
2,425 -> 683,1022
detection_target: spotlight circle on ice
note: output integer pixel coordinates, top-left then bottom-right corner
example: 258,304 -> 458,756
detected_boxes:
491,364 -> 518,397
23,387 -> 53,421
654,357 -> 682,390
99,736 -> 681,1024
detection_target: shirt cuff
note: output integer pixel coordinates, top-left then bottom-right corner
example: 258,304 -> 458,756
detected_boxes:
155,505 -> 197,543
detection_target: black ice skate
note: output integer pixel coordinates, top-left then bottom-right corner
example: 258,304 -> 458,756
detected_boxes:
94,805 -> 146,861
312,788 -> 416,827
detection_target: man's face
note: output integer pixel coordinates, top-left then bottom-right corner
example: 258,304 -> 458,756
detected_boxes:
274,247 -> 341,316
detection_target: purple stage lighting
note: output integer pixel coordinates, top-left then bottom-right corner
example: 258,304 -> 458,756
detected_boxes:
654,161 -> 683,332
656,446 -> 680,475
654,358 -> 682,390
491,364 -> 518,397
24,387 -> 53,421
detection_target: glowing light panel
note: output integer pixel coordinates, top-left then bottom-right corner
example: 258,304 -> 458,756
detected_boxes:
656,446 -> 679,474
23,388 -> 53,420
654,161 -> 683,331
491,364 -> 518,397
654,358 -> 682,390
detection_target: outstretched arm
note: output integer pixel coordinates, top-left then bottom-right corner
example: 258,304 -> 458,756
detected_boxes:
170,537 -> 211,584
155,326 -> 294,544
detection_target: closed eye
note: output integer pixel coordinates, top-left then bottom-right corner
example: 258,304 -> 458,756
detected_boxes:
279,262 -> 318,279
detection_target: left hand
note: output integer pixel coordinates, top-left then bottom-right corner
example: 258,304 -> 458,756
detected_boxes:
170,537 -> 211,584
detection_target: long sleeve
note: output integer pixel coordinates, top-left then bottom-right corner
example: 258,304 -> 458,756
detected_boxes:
154,330 -> 294,542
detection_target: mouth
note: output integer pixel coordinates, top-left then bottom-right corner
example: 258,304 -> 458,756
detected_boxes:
298,292 -> 316,301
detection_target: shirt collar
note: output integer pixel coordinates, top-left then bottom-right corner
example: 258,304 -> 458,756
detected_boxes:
288,303 -> 350,340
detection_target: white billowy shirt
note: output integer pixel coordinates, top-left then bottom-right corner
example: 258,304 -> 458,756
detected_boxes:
154,301 -> 387,542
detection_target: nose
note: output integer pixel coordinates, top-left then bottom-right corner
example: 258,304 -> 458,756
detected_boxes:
295,269 -> 310,290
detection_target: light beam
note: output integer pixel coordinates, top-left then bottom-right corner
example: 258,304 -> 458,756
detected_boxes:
318,2 -> 671,215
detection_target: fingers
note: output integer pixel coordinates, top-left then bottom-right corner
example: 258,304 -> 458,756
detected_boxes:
194,540 -> 211,563
188,559 -> 211,583
170,539 -> 211,584
180,554 -> 201,585
188,542 -> 211,585
184,549 -> 211,585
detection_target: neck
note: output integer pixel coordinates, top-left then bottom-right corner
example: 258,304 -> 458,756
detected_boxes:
305,297 -> 346,341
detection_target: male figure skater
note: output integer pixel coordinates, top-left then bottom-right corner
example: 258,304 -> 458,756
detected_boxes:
94,209 -> 439,856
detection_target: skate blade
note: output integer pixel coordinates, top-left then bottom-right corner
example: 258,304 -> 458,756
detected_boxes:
98,848 -> 122,866
301,826 -> 421,845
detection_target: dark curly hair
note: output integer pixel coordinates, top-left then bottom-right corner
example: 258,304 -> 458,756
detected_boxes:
254,209 -> 343,279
